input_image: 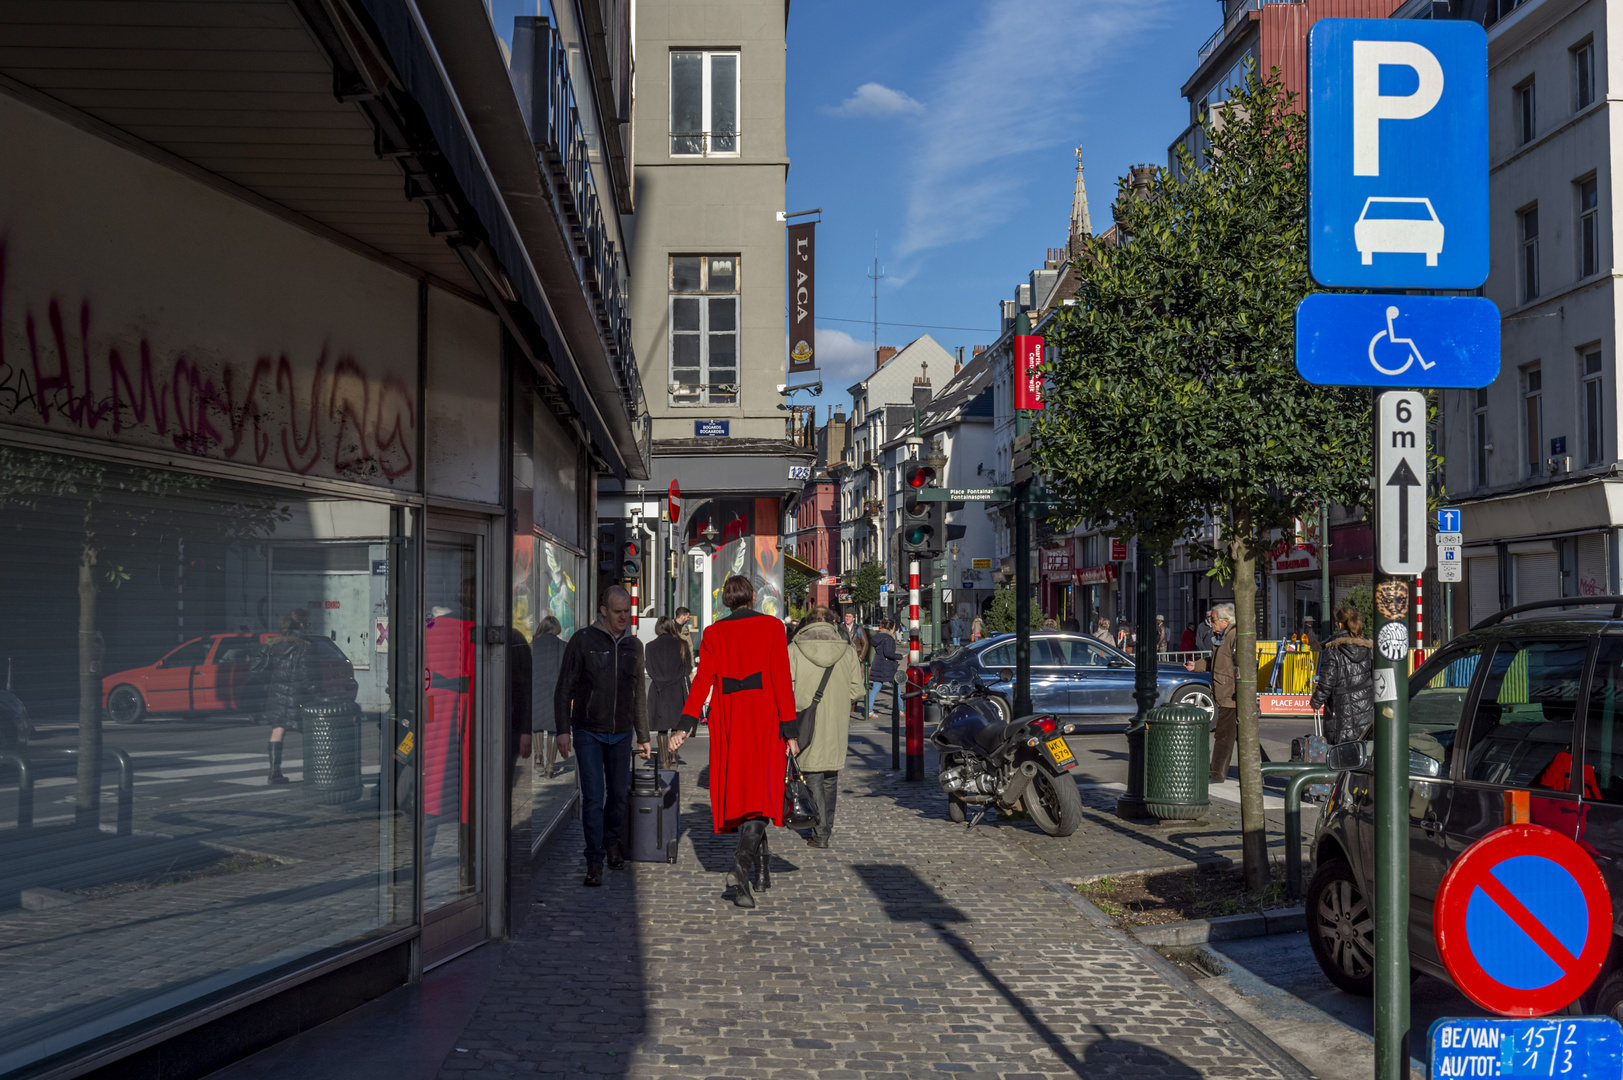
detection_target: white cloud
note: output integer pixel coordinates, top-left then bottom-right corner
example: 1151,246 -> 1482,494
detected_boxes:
896,0 -> 1169,258
824,82 -> 925,118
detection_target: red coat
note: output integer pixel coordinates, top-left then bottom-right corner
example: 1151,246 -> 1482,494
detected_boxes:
682,608 -> 795,833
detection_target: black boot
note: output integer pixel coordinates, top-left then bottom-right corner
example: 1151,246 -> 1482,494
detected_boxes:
755,825 -> 772,891
268,741 -> 290,784
729,820 -> 765,908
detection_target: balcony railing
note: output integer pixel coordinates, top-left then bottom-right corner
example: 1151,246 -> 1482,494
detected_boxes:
670,130 -> 741,157
1197,0 -> 1295,61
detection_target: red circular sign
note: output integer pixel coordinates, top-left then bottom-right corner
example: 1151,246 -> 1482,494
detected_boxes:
668,479 -> 681,525
1433,823 -> 1612,1017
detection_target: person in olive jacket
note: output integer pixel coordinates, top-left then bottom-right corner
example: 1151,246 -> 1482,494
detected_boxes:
788,606 -> 865,849
553,585 -> 649,887
1310,603 -> 1375,745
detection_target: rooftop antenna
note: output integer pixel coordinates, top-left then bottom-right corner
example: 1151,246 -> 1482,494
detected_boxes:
868,235 -> 884,368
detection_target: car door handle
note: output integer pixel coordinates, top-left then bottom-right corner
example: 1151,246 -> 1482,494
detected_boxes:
1421,812 -> 1442,837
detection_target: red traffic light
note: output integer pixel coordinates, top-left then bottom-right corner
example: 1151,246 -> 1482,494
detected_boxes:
907,465 -> 936,489
625,541 -> 639,557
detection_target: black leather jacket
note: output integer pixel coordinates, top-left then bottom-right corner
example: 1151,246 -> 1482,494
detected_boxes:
554,623 -> 648,742
1310,630 -> 1375,744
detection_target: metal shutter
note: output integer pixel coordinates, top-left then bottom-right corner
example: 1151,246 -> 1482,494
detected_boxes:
1468,556 -> 1500,626
1514,552 -> 1559,606
1576,533 -> 1609,597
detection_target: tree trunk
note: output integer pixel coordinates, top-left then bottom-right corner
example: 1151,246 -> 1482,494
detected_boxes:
76,547 -> 103,830
1230,508 -> 1270,892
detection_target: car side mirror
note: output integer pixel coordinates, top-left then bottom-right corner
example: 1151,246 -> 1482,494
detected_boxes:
1327,740 -> 1372,771
1108,659 -> 1130,668
998,668 -> 1013,682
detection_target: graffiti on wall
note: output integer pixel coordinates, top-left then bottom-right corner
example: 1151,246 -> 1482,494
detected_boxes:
0,240 -> 417,485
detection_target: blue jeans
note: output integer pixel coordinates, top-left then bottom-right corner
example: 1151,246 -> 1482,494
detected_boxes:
574,729 -> 632,865
866,680 -> 886,716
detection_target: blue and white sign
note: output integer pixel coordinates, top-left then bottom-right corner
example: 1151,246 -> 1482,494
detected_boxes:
1295,294 -> 1500,388
694,420 -> 730,437
1429,1017 -> 1623,1079
1437,508 -> 1461,533
1309,19 -> 1488,289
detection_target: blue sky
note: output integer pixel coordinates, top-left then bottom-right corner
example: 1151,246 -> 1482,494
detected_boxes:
785,0 -> 1218,420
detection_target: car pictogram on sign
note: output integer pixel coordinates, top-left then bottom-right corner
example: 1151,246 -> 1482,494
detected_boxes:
1354,197 -> 1445,267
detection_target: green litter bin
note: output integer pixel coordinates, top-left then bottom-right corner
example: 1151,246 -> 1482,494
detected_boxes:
1143,703 -> 1211,820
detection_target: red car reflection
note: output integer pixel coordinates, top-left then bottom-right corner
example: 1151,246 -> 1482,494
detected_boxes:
101,634 -> 357,725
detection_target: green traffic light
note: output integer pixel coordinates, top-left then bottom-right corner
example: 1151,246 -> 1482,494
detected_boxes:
904,525 -> 933,546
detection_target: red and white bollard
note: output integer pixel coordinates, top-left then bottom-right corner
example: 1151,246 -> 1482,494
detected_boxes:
906,558 -> 923,780
1414,575 -> 1424,651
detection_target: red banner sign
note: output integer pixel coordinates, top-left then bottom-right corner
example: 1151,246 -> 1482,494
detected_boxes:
1073,564 -> 1118,585
1014,335 -> 1044,410
1109,538 -> 1128,561
1039,547 -> 1073,574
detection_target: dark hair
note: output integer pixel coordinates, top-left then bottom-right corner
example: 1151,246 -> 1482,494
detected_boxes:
655,616 -> 677,638
600,584 -> 632,612
675,606 -> 691,618
805,605 -> 836,626
721,574 -> 754,610
1335,602 -> 1363,637
538,615 -> 562,636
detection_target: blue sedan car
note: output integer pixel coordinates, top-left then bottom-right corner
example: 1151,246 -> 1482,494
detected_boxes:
927,631 -> 1216,733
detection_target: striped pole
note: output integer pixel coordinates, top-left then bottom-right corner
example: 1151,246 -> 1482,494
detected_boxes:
908,560 -> 920,663
1415,571 -> 1428,649
630,576 -> 639,637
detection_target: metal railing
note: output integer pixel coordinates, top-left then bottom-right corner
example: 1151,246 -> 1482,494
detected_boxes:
0,747 -> 133,836
1197,0 -> 1296,60
1260,761 -> 1339,898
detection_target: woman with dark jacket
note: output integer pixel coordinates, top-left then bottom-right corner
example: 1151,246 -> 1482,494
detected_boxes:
864,618 -> 900,720
646,616 -> 691,768
1310,603 -> 1375,745
670,575 -> 797,909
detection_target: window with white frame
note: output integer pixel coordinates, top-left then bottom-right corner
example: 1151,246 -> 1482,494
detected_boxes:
1524,364 -> 1544,477
670,50 -> 738,156
1517,78 -> 1536,145
1520,204 -> 1540,301
1473,388 -> 1490,488
668,255 -> 738,406
1574,39 -> 1596,110
1583,347 -> 1604,465
1578,175 -> 1600,278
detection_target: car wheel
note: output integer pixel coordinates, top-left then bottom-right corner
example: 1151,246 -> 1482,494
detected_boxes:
1173,685 -> 1215,718
1307,858 -> 1375,996
1583,967 -> 1623,1019
107,684 -> 146,725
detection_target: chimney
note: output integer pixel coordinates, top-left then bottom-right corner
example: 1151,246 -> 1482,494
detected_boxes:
912,379 -> 932,410
973,345 -> 987,357
875,345 -> 898,370
955,346 -> 964,375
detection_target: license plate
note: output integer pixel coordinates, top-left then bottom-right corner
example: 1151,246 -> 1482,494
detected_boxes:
1046,737 -> 1074,765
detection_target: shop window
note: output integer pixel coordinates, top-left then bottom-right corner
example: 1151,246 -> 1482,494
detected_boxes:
0,445 -> 417,1074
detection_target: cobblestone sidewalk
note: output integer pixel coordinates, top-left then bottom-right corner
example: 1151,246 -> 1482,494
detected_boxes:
442,725 -> 1312,1079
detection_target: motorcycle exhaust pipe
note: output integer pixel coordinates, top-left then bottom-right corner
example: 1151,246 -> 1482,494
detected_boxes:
997,761 -> 1040,810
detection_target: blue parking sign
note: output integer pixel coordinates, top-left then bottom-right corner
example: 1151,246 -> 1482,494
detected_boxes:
1309,19 -> 1488,290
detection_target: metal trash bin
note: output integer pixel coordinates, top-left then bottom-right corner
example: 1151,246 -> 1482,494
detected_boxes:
302,699 -> 363,806
1143,703 -> 1211,820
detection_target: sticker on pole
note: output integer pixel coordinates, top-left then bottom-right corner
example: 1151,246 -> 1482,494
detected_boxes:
1430,1016 -> 1623,1079
1433,823 -> 1612,1016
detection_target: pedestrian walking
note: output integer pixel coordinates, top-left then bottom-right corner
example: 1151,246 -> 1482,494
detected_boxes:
554,585 -> 649,887
1195,612 -> 1215,653
669,575 -> 797,909
970,615 -> 984,642
259,608 -> 320,784
1093,616 -> 1112,645
646,616 -> 691,769
1309,604 -> 1374,744
787,606 -> 864,849
950,612 -> 965,646
1155,614 -> 1168,654
531,615 -> 564,779
1185,602 -> 1237,783
1179,622 -> 1197,653
1115,618 -> 1134,655
1303,617 -> 1322,650
864,617 -> 900,720
674,606 -> 695,671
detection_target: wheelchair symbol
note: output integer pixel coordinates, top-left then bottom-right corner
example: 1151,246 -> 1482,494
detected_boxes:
1368,305 -> 1435,377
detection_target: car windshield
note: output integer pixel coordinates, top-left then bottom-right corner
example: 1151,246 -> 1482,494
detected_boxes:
1363,200 -> 1435,221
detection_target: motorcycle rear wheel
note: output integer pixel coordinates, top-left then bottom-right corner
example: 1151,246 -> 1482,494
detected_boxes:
947,794 -> 968,823
1026,770 -> 1083,837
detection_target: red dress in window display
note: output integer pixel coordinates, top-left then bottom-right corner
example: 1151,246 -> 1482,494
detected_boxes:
423,612 -> 475,822
681,608 -> 795,832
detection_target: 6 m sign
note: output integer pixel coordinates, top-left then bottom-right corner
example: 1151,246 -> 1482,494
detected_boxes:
1014,335 -> 1045,410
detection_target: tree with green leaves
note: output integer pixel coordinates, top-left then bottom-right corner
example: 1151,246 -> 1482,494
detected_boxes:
785,565 -> 815,612
850,561 -> 884,609
1033,69 -> 1371,889
982,584 -> 1035,635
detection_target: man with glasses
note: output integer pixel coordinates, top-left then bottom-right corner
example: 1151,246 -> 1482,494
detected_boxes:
1186,603 -> 1237,784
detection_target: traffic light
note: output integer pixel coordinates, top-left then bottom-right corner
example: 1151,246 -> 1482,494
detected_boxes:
597,519 -> 625,579
902,464 -> 942,560
621,536 -> 641,580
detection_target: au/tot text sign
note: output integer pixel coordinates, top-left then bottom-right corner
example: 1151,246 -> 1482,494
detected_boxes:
1378,391 -> 1426,575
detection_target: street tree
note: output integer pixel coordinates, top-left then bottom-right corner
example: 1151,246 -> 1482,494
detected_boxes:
1033,69 -> 1370,890
850,561 -> 884,610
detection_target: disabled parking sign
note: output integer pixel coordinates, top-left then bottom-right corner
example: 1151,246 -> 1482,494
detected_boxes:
1433,824 -> 1613,1017
1309,19 -> 1488,289
1295,293 -> 1500,388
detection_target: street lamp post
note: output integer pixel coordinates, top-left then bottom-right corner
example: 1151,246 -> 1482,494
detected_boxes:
1117,538 -> 1157,819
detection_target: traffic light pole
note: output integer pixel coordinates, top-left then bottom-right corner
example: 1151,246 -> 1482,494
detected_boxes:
906,557 -> 923,780
1117,538 -> 1156,819
1012,314 -> 1034,717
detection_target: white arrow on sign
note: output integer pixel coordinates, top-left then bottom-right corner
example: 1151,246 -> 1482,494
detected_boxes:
1378,390 -> 1427,575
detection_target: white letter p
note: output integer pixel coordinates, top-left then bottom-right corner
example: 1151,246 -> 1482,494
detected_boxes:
1352,40 -> 1444,177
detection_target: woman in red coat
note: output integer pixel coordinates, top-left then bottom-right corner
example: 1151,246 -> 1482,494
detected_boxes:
670,575 -> 798,908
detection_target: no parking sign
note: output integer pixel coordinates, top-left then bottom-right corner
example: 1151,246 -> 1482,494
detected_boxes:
1434,824 -> 1612,1017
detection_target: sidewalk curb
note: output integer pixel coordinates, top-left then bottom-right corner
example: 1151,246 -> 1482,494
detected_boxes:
1042,877 -> 1318,1080
1133,906 -> 1307,947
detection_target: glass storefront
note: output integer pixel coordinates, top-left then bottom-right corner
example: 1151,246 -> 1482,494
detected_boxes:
511,533 -> 585,858
0,445 -> 417,1075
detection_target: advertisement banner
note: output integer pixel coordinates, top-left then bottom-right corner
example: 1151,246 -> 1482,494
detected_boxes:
788,221 -> 816,373
1013,334 -> 1044,409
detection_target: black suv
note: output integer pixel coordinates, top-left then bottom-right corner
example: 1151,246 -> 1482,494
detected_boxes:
1308,598 -> 1623,1017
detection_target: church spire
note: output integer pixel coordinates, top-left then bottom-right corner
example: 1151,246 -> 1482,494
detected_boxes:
1068,146 -> 1091,256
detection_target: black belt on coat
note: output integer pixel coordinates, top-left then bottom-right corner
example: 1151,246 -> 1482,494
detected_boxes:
721,672 -> 762,694
430,673 -> 470,693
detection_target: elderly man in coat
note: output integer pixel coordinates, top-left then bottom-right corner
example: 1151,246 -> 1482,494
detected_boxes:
1186,602 -> 1237,783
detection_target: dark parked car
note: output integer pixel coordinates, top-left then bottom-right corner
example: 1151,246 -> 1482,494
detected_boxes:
1308,599 -> 1623,1017
926,631 -> 1215,731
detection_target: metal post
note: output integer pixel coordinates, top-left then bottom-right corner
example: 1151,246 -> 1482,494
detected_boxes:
1118,539 -> 1157,819
1320,501 -> 1332,633
930,555 -> 942,656
892,682 -> 900,771
1372,392 -> 1411,1080
1013,314 -> 1034,718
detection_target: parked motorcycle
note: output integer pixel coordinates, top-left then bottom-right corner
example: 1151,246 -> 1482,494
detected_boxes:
913,673 -> 1084,837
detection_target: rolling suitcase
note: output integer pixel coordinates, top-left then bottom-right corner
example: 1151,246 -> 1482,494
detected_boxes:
627,766 -> 680,863
1290,709 -> 1333,802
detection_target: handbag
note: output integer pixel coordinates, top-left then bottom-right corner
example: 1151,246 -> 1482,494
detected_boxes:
783,755 -> 820,829
794,663 -> 836,748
